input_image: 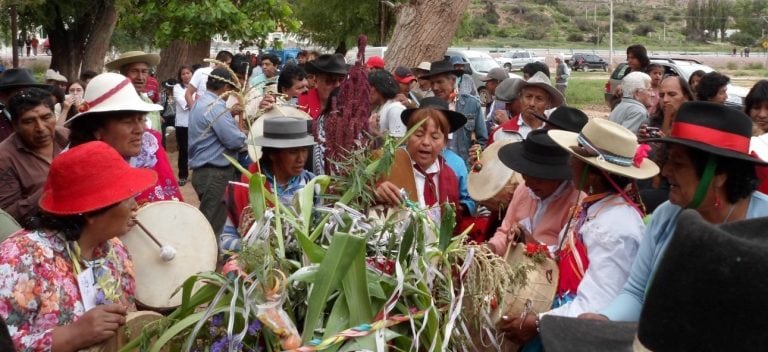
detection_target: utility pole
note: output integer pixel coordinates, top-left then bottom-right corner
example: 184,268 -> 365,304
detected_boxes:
609,0 -> 614,69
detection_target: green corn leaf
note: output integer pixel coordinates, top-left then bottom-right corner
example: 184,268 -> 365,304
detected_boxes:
248,172 -> 268,222
223,153 -> 252,179
342,249 -> 373,326
143,306 -> 238,352
321,293 -> 350,352
298,175 -> 331,234
339,330 -> 402,352
301,232 -> 365,343
438,203 -> 456,252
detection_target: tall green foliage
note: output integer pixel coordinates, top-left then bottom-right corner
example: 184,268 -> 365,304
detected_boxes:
291,0 -> 394,50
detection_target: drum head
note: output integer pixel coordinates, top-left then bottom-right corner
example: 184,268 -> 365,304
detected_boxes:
121,201 -> 217,309
247,105 -> 311,161
468,140 -> 521,202
491,243 -> 559,325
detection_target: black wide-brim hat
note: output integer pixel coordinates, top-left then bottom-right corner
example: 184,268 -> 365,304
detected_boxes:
536,106 -> 589,133
400,96 -> 467,133
305,54 -> 350,76
418,59 -> 464,80
498,129 -> 572,180
0,68 -> 51,91
646,101 -> 768,165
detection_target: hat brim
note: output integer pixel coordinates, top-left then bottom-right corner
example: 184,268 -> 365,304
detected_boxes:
105,53 -> 161,71
498,141 -> 572,180
644,136 -> 768,165
0,83 -> 52,92
549,129 -> 660,179
468,140 -> 518,201
39,168 -> 157,215
250,136 -> 316,149
400,107 -> 467,133
395,76 -> 416,84
65,100 -> 163,127
539,315 -> 637,352
519,82 -> 564,107
419,68 -> 464,80
306,61 -> 350,76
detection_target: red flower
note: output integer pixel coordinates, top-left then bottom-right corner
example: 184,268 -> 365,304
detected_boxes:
77,102 -> 90,113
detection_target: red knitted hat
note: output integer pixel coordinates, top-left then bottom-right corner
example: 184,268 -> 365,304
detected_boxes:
39,141 -> 157,215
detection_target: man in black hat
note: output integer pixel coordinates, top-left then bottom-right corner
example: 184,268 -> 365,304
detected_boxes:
298,54 -> 348,119
0,69 -> 52,142
423,58 -> 487,166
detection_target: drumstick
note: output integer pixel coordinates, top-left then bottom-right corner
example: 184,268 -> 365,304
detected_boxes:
134,219 -> 177,261
134,219 -> 163,248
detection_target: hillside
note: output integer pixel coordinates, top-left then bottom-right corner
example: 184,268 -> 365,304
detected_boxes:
458,0 -> 697,49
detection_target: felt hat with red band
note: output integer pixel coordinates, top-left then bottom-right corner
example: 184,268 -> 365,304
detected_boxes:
65,72 -> 162,126
39,141 -> 157,215
646,101 -> 768,165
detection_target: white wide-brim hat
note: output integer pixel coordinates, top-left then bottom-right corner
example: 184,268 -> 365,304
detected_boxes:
468,139 -> 523,201
247,105 -> 313,161
516,71 -> 564,108
65,72 -> 162,126
548,118 -> 659,180
105,51 -> 161,71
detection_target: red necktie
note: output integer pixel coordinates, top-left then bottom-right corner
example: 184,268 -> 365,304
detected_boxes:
414,164 -> 438,206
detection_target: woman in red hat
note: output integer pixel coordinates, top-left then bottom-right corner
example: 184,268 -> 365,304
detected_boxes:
0,141 -> 157,351
581,102 -> 768,323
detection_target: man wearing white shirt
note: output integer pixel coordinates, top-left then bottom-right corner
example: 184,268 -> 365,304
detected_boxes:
184,50 -> 233,108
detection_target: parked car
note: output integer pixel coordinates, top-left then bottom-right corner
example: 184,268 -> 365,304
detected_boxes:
445,49 -> 523,105
495,50 -> 545,71
604,57 -> 748,109
567,53 -> 607,72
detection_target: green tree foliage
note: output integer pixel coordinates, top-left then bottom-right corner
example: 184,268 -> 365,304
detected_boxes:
729,31 -> 757,46
120,0 -> 298,48
732,0 -> 768,39
686,0 -> 732,41
291,0 -> 392,50
483,0 -> 500,25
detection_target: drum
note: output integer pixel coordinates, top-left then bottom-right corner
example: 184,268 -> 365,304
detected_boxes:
467,139 -> 523,203
492,242 -> 559,325
85,311 -> 164,352
121,201 -> 217,309
247,105 -> 312,161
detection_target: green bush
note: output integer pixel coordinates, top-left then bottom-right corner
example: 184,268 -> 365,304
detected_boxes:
469,17 -> 492,38
496,27 -> 511,38
575,18 -> 591,32
729,32 -> 756,47
567,33 -> 584,42
523,27 -> 548,40
747,62 -> 765,70
633,24 -> 655,36
726,61 -> 739,70
619,10 -> 638,22
652,13 -> 666,22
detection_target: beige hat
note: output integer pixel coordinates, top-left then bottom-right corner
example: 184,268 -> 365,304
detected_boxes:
44,69 -> 68,83
548,118 -> 659,179
517,71 -> 564,107
468,139 -> 523,201
105,51 -> 161,71
65,72 -> 162,126
412,61 -> 431,72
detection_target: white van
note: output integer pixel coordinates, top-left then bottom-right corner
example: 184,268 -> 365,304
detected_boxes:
344,46 -> 387,65
445,49 -> 522,104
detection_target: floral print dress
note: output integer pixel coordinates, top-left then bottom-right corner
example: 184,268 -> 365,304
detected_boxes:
0,229 -> 135,351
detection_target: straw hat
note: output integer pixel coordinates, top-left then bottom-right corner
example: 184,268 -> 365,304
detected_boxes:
516,71 -> 564,107
105,51 -> 161,71
39,141 -> 156,215
548,118 -> 659,179
468,139 -> 523,201
65,72 -> 162,126
44,69 -> 68,83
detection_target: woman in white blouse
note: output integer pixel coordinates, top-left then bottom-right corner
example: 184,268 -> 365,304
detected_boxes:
173,65 -> 193,186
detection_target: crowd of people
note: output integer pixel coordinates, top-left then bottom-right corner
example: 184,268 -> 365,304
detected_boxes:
0,41 -> 767,351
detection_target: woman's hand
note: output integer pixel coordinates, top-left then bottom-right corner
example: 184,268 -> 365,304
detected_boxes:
375,181 -> 402,206
497,313 -> 539,345
259,94 -> 275,111
52,304 -> 127,352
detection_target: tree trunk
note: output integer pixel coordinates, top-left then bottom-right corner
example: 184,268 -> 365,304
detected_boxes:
156,39 -> 211,83
10,5 -> 18,68
82,1 -> 118,75
384,0 -> 471,70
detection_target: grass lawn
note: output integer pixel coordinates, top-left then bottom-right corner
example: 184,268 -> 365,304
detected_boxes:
563,71 -> 610,110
